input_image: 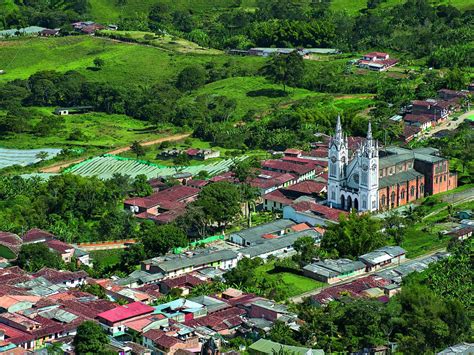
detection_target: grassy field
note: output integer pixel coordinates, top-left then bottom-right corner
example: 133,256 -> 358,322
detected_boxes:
0,36 -> 264,85
97,30 -> 222,54
90,249 -> 124,268
255,261 -> 325,297
0,108 -> 171,150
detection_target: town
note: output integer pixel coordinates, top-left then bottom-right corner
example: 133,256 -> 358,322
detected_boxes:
0,0 -> 472,354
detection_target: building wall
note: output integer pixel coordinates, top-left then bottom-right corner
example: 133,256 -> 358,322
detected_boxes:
377,176 -> 424,210
248,305 -> 278,322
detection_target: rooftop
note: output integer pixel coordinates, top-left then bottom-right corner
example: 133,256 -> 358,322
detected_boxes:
229,219 -> 296,244
97,302 -> 154,323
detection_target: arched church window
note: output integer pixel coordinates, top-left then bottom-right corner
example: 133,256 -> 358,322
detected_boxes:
391,191 -> 396,204
361,172 -> 367,186
401,189 -> 405,199
381,195 -> 386,206
420,184 -> 424,194
410,186 -> 415,197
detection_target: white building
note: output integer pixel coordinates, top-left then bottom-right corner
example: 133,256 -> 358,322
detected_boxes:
327,117 -> 379,212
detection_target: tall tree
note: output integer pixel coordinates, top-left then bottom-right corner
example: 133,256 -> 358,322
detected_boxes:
73,321 -> 109,354
261,51 -> 305,92
194,181 -> 241,229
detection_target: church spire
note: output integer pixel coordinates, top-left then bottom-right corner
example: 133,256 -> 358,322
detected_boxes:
335,115 -> 342,139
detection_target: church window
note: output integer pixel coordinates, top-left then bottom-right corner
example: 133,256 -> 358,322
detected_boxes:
401,189 -> 405,199
330,162 -> 336,177
372,200 -> 376,209
435,177 -> 438,183
353,173 -> 360,184
444,175 -> 446,182
381,195 -> 386,206
331,191 -> 335,200
362,200 -> 367,209
391,191 -> 396,205
361,172 -> 367,186
410,186 -> 415,197
420,184 -> 424,194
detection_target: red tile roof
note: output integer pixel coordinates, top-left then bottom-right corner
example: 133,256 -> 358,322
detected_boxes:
125,185 -> 200,209
187,180 -> 209,188
97,302 -> 154,323
161,275 -> 205,289
46,239 -> 74,254
33,268 -> 87,284
290,200 -> 347,222
143,329 -> 181,348
291,223 -> 311,232
262,190 -> 293,205
284,180 -> 326,194
312,275 -> 391,304
22,228 -> 55,243
261,160 -> 315,176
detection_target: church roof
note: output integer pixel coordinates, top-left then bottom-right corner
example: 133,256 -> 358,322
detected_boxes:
379,153 -> 414,169
379,169 -> 423,188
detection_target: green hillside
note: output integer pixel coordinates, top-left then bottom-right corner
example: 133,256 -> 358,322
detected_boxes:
87,0 -> 473,23
0,36 -> 264,85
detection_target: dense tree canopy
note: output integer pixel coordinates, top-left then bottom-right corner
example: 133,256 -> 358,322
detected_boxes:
321,212 -> 387,258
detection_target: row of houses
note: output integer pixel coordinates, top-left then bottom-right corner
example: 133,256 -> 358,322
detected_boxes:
0,228 -> 90,266
302,246 -> 406,284
357,52 -> 398,72
401,86 -> 471,142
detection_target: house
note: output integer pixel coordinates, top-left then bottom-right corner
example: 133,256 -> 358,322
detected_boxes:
0,26 -> 45,38
229,219 -> 296,246
248,299 -> 296,322
74,248 -> 91,267
53,106 -> 94,116
238,229 -> 321,261
39,28 -> 60,37
184,307 -> 246,335
22,229 -> 55,244
185,148 -> 220,160
32,268 -> 87,288
249,339 -> 324,355
159,274 -> 206,295
358,52 -> 398,71
401,125 -> 421,143
142,328 -> 200,355
311,275 -> 391,305
261,159 -> 317,182
45,239 -> 74,263
125,185 -> 200,224
403,114 -> 433,131
447,226 -> 473,241
283,198 -> 347,227
96,302 -> 155,336
359,246 -> 406,272
141,249 -> 239,278
412,99 -> 450,122
153,298 -> 207,322
263,180 -> 327,211
303,259 -> 366,284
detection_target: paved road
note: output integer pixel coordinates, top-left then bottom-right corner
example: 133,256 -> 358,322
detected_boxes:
422,109 -> 473,138
40,133 -> 190,173
289,248 -> 446,303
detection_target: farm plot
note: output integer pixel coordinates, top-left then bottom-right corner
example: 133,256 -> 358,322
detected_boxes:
0,148 -> 61,169
66,155 -> 245,180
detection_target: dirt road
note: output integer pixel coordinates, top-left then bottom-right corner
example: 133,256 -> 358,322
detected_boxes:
40,133 -> 190,173
422,109 -> 473,138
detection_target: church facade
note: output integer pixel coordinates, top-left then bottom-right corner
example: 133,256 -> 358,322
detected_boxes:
327,117 -> 457,212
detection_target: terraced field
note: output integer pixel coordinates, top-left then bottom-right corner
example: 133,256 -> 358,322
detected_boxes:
0,147 -> 61,169
66,155 -> 245,179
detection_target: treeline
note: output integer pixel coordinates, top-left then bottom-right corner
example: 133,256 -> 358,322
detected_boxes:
1,0 -> 89,30
113,0 -> 474,67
